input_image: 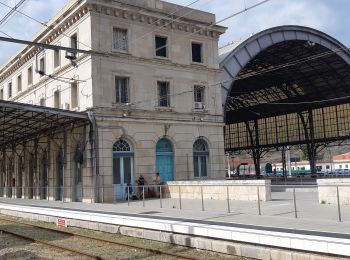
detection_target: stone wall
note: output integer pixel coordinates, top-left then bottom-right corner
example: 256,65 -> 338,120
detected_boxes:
164,180 -> 272,201
317,179 -> 350,205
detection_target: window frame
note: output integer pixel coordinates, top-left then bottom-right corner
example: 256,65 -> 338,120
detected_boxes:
27,65 -> 33,86
115,76 -> 130,104
70,81 -> 79,109
8,81 -> 12,98
17,74 -> 22,92
193,85 -> 205,108
53,89 -> 60,109
39,56 -> 46,77
191,41 -> 204,64
112,27 -> 129,52
70,33 -> 78,49
157,81 -> 171,108
39,97 -> 46,106
193,138 -> 209,178
53,44 -> 61,69
155,35 -> 168,58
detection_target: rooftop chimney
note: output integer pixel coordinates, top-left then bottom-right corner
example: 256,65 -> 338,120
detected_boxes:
147,0 -> 163,9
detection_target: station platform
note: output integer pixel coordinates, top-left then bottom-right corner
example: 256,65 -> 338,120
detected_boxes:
0,197 -> 349,259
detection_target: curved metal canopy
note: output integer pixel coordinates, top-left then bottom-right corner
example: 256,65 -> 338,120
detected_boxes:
221,24 -> 350,174
220,25 -> 350,124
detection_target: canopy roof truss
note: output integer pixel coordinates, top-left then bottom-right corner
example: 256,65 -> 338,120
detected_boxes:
0,100 -> 89,149
221,26 -> 350,175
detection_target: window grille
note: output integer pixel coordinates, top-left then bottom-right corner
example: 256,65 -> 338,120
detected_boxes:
194,85 -> 205,103
158,81 -> 170,107
113,28 -> 128,51
113,139 -> 132,152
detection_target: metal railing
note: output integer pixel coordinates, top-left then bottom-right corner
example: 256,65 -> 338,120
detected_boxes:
0,183 -> 349,222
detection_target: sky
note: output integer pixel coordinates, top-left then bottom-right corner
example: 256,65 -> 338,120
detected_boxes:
0,0 -> 349,65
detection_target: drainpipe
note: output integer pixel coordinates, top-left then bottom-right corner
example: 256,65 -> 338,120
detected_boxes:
87,111 -> 127,202
87,111 -> 99,202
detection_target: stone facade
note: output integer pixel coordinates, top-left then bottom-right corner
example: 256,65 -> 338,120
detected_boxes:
317,179 -> 350,205
164,180 -> 272,201
0,0 -> 226,202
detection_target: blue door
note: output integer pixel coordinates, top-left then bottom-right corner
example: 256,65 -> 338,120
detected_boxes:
156,139 -> 174,182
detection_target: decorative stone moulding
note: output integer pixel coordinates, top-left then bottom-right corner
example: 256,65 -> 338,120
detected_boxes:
0,6 -> 87,82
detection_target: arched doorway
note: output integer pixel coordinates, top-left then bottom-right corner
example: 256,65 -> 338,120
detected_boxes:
56,148 -> 64,201
73,145 -> 83,202
113,139 -> 134,200
193,138 -> 209,178
40,152 -> 49,200
28,154 -> 34,199
156,138 -> 174,182
7,157 -> 14,198
17,156 -> 23,198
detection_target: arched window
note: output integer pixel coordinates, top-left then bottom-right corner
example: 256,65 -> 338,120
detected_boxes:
113,139 -> 132,152
193,138 -> 209,178
156,138 -> 173,153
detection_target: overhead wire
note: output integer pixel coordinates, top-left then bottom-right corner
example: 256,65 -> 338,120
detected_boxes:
0,0 -> 27,28
153,0 -> 272,54
0,0 -> 92,50
4,0 -> 350,112
130,0 -> 213,45
129,40 -> 350,110
0,0 -> 28,39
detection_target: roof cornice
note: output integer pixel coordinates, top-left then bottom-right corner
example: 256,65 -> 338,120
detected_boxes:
0,1 -> 90,82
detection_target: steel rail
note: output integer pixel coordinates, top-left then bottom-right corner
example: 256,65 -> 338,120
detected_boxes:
0,227 -> 101,259
0,217 -> 200,260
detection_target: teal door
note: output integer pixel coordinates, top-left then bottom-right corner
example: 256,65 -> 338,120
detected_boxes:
156,139 -> 174,182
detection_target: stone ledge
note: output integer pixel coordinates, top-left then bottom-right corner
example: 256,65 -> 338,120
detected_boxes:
0,207 -> 347,259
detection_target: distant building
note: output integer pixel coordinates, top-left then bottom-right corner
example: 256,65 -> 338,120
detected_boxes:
332,153 -> 350,170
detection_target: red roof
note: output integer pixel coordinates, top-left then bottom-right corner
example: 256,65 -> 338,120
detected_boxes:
333,153 -> 350,161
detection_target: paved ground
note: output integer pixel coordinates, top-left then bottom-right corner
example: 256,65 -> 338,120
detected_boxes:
0,189 -> 349,236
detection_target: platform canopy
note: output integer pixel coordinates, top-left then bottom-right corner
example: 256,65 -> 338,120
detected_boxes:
220,25 -> 350,174
0,100 -> 89,149
221,26 -> 350,150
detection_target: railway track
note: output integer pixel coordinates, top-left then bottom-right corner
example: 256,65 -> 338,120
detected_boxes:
0,217 -> 200,260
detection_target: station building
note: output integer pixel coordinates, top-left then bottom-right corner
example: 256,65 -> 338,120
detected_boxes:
0,0 -> 226,202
